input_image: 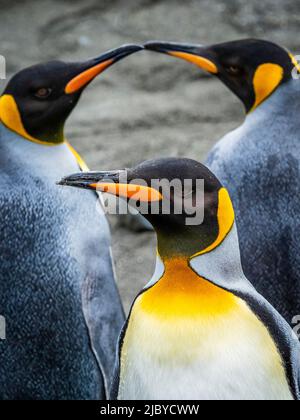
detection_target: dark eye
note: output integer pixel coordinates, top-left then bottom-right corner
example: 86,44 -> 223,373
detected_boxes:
225,65 -> 243,76
34,87 -> 52,99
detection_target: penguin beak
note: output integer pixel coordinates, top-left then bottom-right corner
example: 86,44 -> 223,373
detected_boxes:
65,44 -> 143,94
58,171 -> 163,203
144,41 -> 218,74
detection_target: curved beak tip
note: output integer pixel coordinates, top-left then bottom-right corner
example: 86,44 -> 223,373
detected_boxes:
123,44 -> 144,53
144,41 -> 171,53
104,44 -> 144,61
65,44 -> 144,94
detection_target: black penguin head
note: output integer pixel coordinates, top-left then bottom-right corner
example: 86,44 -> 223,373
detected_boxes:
145,39 -> 297,113
0,45 -> 142,144
59,158 -> 235,259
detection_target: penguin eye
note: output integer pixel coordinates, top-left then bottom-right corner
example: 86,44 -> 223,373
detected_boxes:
34,88 -> 53,99
224,65 -> 243,76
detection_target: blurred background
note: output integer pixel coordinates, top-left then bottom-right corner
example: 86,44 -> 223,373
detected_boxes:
0,0 -> 299,312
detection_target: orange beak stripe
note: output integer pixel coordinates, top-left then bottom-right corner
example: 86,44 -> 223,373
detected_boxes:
90,183 -> 163,203
65,59 -> 114,94
169,52 -> 218,74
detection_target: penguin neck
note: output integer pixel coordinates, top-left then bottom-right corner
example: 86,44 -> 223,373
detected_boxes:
154,224 -> 218,261
0,122 -> 88,173
31,125 -> 65,145
0,115 -> 65,146
143,253 -> 237,319
25,119 -> 66,145
189,223 -> 251,295
153,222 -> 244,287
0,94 -> 67,145
246,78 -> 300,122
143,223 -> 244,319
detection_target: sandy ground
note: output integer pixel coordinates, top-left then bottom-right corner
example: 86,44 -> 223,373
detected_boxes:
1,0 -> 299,312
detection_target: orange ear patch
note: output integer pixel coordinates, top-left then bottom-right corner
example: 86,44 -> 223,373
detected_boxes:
0,94 -> 32,140
251,63 -> 284,111
192,188 -> 234,257
0,94 -> 63,146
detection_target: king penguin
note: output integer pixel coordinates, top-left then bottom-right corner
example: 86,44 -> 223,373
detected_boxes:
59,158 -> 300,401
145,39 -> 300,326
0,44 -> 142,400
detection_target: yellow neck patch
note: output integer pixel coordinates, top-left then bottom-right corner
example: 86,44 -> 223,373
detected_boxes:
65,142 -> 90,171
0,94 -> 62,146
251,63 -> 284,112
193,187 -> 234,258
138,257 -> 237,319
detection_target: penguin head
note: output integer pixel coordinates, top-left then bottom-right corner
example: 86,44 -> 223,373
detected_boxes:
0,45 -> 142,145
145,39 -> 297,113
59,158 -> 234,259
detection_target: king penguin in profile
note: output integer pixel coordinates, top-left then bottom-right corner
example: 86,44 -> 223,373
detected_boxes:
145,39 -> 300,325
60,158 -> 300,401
0,44 -> 142,400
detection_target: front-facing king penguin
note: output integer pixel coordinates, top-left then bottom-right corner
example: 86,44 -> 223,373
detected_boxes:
60,158 -> 300,400
145,39 -> 300,325
0,44 -> 142,400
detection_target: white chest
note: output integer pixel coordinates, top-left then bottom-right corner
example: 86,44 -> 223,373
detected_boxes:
118,299 -> 293,401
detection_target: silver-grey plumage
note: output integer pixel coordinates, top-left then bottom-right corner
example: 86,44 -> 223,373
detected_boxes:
206,78 -> 300,326
0,125 -> 124,400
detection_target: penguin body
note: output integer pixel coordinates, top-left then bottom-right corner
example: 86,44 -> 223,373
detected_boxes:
117,256 -> 294,400
144,39 -> 300,324
60,158 -> 300,401
206,79 -> 300,324
0,45 -> 141,399
0,125 -> 122,399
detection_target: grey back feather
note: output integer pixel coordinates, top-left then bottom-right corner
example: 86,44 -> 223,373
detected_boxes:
206,79 -> 300,326
0,125 -> 124,400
